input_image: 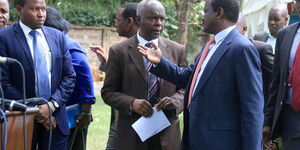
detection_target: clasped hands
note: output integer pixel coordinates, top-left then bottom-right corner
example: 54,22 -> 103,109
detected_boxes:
132,97 -> 176,117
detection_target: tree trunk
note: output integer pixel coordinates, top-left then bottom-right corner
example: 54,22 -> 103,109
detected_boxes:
175,0 -> 201,46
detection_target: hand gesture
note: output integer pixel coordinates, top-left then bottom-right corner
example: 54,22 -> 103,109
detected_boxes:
155,96 -> 176,111
138,41 -> 162,64
89,46 -> 107,63
132,99 -> 153,117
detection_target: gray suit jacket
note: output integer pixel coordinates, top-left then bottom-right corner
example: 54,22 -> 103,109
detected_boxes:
101,35 -> 187,150
250,39 -> 274,106
254,31 -> 269,42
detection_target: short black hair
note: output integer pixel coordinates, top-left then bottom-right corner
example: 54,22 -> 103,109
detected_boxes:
121,2 -> 138,19
211,0 -> 239,23
16,0 -> 26,7
44,7 -> 70,32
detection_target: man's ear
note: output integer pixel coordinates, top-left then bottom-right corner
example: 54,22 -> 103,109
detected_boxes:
243,26 -> 248,34
127,17 -> 134,25
216,7 -> 224,20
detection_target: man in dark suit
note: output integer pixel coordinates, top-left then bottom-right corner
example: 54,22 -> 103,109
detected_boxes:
139,0 -> 264,149
90,3 -> 139,150
0,0 -> 76,149
264,0 -> 300,149
254,4 -> 288,52
236,13 -> 274,107
101,0 -> 187,149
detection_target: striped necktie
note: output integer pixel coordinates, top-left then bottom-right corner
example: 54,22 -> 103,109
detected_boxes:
145,42 -> 160,106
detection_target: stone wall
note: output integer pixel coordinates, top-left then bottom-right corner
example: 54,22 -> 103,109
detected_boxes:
68,25 -> 126,82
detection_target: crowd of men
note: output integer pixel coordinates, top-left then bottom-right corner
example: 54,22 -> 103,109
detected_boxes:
0,0 -> 300,150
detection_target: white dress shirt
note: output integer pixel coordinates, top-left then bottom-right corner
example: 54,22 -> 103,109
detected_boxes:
192,26 -> 236,95
19,21 -> 52,88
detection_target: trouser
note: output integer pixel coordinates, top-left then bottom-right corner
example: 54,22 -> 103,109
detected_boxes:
68,127 -> 88,150
31,122 -> 68,150
106,109 -> 118,150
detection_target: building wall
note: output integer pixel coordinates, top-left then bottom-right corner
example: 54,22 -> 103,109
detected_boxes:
68,25 -> 126,82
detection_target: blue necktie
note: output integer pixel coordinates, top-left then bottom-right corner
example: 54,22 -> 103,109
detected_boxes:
145,43 -> 160,105
29,30 -> 51,99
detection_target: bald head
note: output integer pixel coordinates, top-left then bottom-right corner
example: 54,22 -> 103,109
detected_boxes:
0,0 -> 9,28
136,0 -> 165,41
268,4 -> 288,37
236,13 -> 247,35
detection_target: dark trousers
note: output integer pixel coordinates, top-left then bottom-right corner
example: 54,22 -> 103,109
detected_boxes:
281,105 -> 300,150
68,127 -> 88,150
31,122 -> 68,150
106,109 -> 118,150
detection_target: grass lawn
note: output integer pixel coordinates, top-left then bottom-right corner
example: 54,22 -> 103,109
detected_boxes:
87,96 -> 183,150
87,96 -> 111,150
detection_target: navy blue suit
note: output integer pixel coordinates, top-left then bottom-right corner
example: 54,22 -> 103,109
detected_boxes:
0,23 -> 76,149
151,28 -> 264,150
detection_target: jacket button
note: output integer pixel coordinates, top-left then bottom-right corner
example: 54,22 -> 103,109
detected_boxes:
283,82 -> 286,86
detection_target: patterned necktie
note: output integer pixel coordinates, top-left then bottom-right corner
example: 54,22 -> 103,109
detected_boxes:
29,30 -> 51,99
288,42 -> 300,112
145,42 -> 160,106
187,38 -> 215,108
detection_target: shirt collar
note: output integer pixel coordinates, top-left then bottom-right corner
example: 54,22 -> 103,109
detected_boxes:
214,25 -> 236,44
267,32 -> 276,40
137,30 -> 159,47
19,21 -> 43,37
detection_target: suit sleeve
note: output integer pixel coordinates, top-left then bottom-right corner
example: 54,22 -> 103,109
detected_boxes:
259,44 -> 274,105
51,34 -> 76,107
101,47 -> 136,115
0,31 -> 23,99
151,57 -> 194,89
164,46 -> 188,116
234,45 -> 264,150
264,30 -> 284,127
69,50 -> 96,104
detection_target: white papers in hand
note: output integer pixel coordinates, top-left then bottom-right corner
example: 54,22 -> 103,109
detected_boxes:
131,107 -> 171,142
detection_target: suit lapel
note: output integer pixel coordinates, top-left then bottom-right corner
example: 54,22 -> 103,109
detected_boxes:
14,23 -> 34,69
281,23 -> 300,74
42,27 -> 58,91
128,36 -> 147,81
194,29 -> 237,93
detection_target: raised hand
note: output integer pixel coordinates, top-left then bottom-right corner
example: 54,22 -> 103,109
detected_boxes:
138,41 -> 162,64
89,46 -> 107,63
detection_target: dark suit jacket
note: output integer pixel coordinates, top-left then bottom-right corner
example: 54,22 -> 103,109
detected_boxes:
250,39 -> 274,106
0,23 -> 76,135
101,35 -> 187,150
265,22 -> 300,139
151,28 -> 264,150
254,31 -> 269,42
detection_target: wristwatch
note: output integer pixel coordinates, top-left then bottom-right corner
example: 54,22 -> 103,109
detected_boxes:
49,99 -> 59,112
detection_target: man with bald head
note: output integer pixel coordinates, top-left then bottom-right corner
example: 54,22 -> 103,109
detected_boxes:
0,0 -> 9,28
236,13 -> 274,107
254,4 -> 289,52
101,0 -> 187,149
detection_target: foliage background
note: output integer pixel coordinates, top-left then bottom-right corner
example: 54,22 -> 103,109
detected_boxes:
9,0 -> 205,63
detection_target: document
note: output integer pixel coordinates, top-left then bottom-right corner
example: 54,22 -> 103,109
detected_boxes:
132,107 -> 171,142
